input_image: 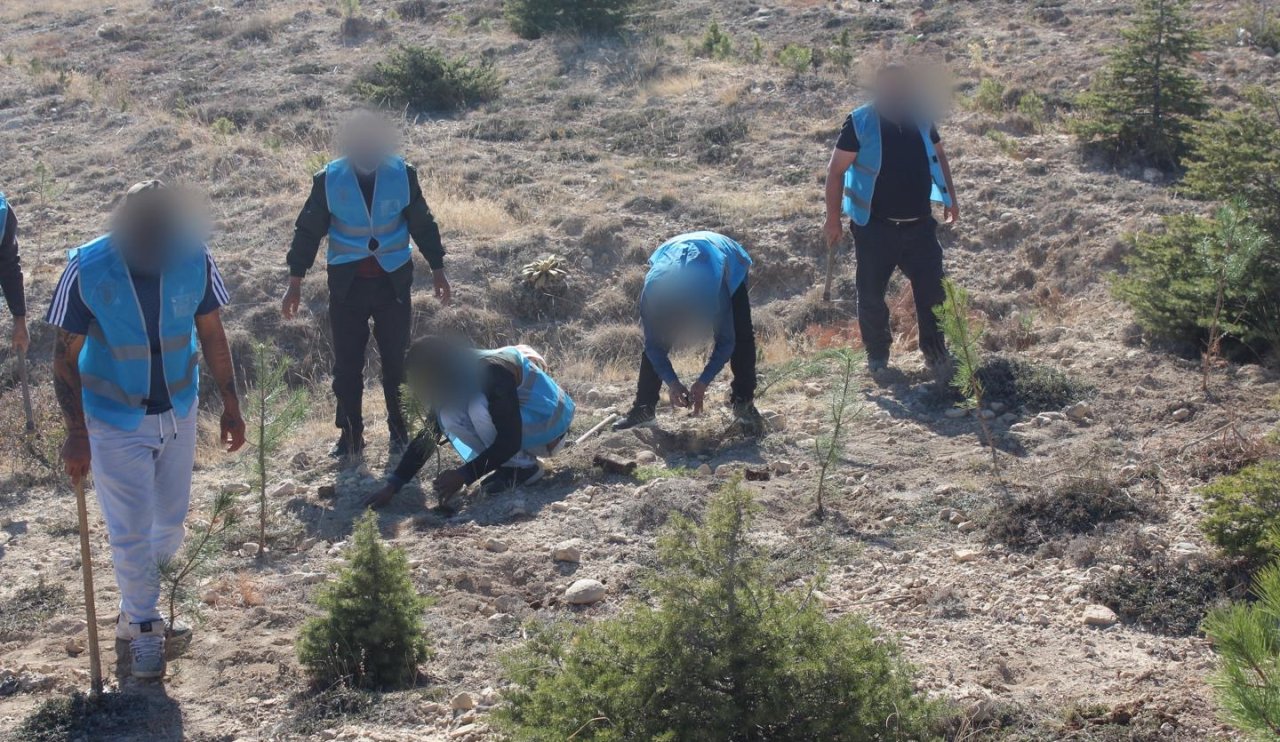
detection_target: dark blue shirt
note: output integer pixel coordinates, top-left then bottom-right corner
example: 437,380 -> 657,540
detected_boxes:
46,250 -> 229,414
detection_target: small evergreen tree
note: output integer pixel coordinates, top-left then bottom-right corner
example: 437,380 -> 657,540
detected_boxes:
1071,0 -> 1206,167
504,0 -> 639,40
814,348 -> 861,520
697,21 -> 733,60
1184,88 -> 1280,237
1202,561 -> 1280,738
935,279 -> 1001,477
158,490 -> 238,628
496,478 -> 937,741
354,45 -> 501,112
247,343 -> 309,557
297,511 -> 431,689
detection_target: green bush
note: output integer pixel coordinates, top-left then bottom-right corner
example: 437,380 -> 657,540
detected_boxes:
354,45 -> 500,112
1071,0 -> 1206,167
1184,88 -> 1280,237
504,0 -> 639,40
1203,561 -> 1280,739
1201,461 -> 1280,564
972,78 -> 1006,114
1088,556 -> 1241,636
496,478 -> 938,741
776,43 -> 814,76
1113,205 -> 1280,359
697,21 -> 733,60
974,355 -> 1093,413
297,511 -> 431,689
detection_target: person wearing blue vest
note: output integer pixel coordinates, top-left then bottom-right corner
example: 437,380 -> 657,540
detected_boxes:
0,191 -> 29,352
823,63 -> 960,376
46,181 -> 246,679
362,336 -> 575,511
282,112 -> 452,460
611,231 -> 765,434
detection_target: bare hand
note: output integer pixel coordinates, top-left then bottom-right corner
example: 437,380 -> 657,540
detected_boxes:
363,483 -> 397,509
433,469 -> 467,497
63,431 -> 91,481
12,317 -> 29,354
823,217 -> 845,250
943,204 -> 960,225
433,269 -> 452,306
667,381 -> 690,409
689,381 -> 709,416
281,282 -> 302,319
221,409 -> 246,452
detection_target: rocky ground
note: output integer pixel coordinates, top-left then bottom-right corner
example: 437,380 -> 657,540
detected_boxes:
2,0 -> 1280,740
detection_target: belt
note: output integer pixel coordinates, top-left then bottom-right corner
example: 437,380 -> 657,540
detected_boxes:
871,215 -> 929,226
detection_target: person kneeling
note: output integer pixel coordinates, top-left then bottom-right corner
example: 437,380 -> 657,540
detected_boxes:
363,338 -> 575,510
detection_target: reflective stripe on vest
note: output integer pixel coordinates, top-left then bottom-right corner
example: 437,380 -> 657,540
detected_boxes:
841,104 -> 953,226
325,156 -> 413,272
74,234 -> 205,432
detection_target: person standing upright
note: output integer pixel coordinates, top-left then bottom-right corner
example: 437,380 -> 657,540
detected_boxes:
0,190 -> 29,353
823,63 -> 960,375
281,112 -> 452,459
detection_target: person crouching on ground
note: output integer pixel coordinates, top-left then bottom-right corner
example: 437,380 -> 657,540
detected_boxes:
363,337 -> 575,510
612,230 -> 765,434
47,181 -> 246,679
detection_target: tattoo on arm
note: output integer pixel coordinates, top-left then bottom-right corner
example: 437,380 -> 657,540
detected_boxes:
53,330 -> 87,433
195,311 -> 240,409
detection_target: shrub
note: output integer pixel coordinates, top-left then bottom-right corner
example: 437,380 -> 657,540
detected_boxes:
697,21 -> 733,60
972,78 -> 1006,114
1203,561 -> 1280,738
1088,556 -> 1242,636
504,0 -> 639,40
1112,206 -> 1280,360
1200,461 -> 1280,564
1071,0 -> 1206,167
496,479 -> 938,741
975,355 -> 1093,413
776,43 -> 814,76
297,511 -> 431,689
354,45 -> 500,112
986,476 -> 1141,552
1184,88 -> 1280,237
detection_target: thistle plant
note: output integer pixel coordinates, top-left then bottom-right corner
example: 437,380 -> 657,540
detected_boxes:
934,278 -> 1001,477
158,489 -> 238,628
247,343 -> 309,557
520,255 -> 569,291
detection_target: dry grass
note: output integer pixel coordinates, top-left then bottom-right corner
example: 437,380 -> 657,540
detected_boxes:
420,176 -> 515,238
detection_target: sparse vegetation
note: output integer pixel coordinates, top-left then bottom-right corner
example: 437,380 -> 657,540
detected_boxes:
504,0 -> 640,40
157,489 -> 238,629
1200,461 -> 1280,564
0,578 -> 67,641
1088,555 -> 1241,636
1202,561 -> 1280,738
697,21 -> 733,60
776,43 -> 814,77
1071,0 -> 1206,167
975,356 -> 1094,413
813,348 -> 861,519
354,45 -> 501,112
246,343 -> 309,557
936,279 -> 1002,475
986,477 -> 1142,552
297,511 -> 431,690
496,478 -> 938,741
973,78 -> 1006,114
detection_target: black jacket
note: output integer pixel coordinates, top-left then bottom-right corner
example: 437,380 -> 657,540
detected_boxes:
1,207 -> 25,317
286,163 -> 446,302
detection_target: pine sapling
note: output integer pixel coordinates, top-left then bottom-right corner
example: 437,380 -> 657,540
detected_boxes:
158,490 -> 238,629
247,343 -> 308,558
1202,561 -> 1280,738
934,279 -> 1002,478
813,348 -> 861,520
1196,202 -> 1270,396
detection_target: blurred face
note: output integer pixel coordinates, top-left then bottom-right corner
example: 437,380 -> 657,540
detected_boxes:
406,337 -> 477,407
873,66 -> 915,120
339,112 -> 398,175
111,184 -> 204,274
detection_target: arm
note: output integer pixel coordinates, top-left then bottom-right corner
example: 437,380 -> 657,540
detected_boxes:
824,147 -> 859,247
0,209 -> 27,351
195,310 -> 246,452
364,425 -> 440,508
53,330 -> 90,479
457,366 -> 523,485
283,174 -> 330,318
697,290 -> 736,387
404,166 -> 451,305
935,141 -> 960,224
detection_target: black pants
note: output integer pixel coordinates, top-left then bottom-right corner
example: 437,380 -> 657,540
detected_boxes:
329,275 -> 411,442
633,280 -> 757,409
851,217 -> 947,363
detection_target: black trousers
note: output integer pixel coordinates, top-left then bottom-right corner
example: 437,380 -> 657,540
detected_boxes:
633,280 -> 757,409
328,275 -> 411,442
851,217 -> 947,363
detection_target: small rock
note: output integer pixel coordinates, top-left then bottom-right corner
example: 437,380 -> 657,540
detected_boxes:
327,541 -> 347,556
316,485 -> 337,500
551,540 -> 582,563
48,617 -> 87,635
636,450 -> 658,464
450,692 -> 476,711
1065,401 -> 1092,421
1083,604 -> 1118,627
695,463 -> 713,476
772,460 -> 793,474
953,549 -> 981,563
269,481 -> 297,498
483,538 -> 509,554
1171,407 -> 1193,422
64,638 -> 84,656
242,542 -> 261,557
221,482 -> 251,496
714,464 -> 734,478
944,407 -> 968,419
564,579 -> 607,605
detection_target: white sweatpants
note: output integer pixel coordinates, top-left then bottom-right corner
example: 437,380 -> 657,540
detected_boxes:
86,408 -> 198,626
439,394 -> 541,468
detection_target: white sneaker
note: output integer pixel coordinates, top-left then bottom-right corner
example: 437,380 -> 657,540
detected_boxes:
129,621 -> 166,679
117,614 -> 191,643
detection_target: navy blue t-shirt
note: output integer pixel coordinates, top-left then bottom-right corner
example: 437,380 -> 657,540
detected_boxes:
46,250 -> 230,414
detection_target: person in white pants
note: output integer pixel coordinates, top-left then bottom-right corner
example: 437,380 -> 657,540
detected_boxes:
47,181 -> 246,679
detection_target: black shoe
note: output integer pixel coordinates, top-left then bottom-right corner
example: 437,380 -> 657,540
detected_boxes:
482,464 -> 545,495
612,405 -> 656,431
329,430 -> 365,459
867,355 -> 890,374
731,401 -> 767,436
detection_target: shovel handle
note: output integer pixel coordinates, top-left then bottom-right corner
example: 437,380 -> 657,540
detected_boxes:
73,477 -> 104,697
822,235 -> 839,302
18,351 -> 35,433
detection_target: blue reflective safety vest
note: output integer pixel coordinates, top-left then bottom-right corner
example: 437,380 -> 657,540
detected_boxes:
324,156 -> 413,272
841,104 -> 952,226
74,235 -> 206,432
640,231 -> 752,321
0,192 -> 9,247
445,347 -> 576,462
